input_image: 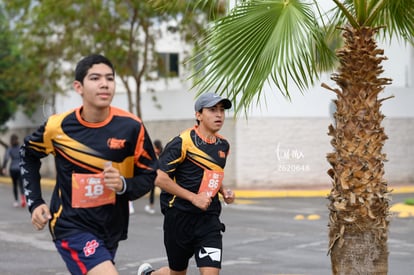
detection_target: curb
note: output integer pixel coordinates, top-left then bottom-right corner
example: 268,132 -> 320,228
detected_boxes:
1,176 -> 413,198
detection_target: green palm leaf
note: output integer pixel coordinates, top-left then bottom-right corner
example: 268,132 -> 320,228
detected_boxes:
191,0 -> 336,112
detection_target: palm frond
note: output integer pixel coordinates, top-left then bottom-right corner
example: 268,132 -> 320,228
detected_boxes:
372,0 -> 414,43
191,0 -> 335,112
329,0 -> 414,44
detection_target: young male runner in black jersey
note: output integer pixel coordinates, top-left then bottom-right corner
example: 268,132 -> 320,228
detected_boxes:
20,54 -> 158,275
138,93 -> 236,275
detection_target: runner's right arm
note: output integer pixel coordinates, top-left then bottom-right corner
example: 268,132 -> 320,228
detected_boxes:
155,169 -> 211,211
20,120 -> 54,213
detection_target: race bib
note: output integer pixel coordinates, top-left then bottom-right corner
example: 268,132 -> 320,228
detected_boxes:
198,170 -> 224,197
72,173 -> 115,208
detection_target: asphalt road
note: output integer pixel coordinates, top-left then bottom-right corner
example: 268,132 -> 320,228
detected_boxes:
0,182 -> 413,275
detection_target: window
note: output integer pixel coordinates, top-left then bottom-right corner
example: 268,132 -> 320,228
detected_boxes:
157,52 -> 179,77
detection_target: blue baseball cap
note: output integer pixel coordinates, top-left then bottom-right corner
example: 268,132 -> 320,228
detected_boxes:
194,93 -> 232,112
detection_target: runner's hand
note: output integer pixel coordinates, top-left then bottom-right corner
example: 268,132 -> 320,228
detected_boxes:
31,204 -> 51,230
222,189 -> 235,204
103,163 -> 124,193
191,192 -> 212,211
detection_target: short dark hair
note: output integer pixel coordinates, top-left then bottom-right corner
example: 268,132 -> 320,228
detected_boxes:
75,54 -> 115,83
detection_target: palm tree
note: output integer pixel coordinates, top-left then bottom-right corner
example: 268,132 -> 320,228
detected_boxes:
165,0 -> 414,274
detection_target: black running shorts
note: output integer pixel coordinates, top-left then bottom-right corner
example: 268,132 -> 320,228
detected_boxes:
163,207 -> 225,271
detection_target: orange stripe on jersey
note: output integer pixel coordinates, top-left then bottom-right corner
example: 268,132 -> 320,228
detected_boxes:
134,124 -> 154,171
110,106 -> 143,123
55,147 -> 101,173
187,156 -> 210,170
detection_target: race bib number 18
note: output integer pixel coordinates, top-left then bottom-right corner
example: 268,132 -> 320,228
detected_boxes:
72,173 -> 116,208
198,170 -> 224,197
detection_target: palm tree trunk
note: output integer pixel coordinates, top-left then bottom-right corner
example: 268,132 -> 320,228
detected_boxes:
325,26 -> 392,275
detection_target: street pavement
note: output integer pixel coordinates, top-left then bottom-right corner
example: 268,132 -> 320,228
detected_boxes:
0,179 -> 413,275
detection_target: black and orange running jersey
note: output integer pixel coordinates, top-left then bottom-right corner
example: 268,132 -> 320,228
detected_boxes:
20,106 -> 158,249
159,126 -> 230,215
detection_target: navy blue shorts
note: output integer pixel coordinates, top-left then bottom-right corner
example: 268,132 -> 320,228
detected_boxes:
163,208 -> 225,271
55,232 -> 116,275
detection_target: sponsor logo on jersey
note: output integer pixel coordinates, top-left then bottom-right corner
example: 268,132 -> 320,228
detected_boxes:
107,138 -> 126,149
218,150 -> 226,158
